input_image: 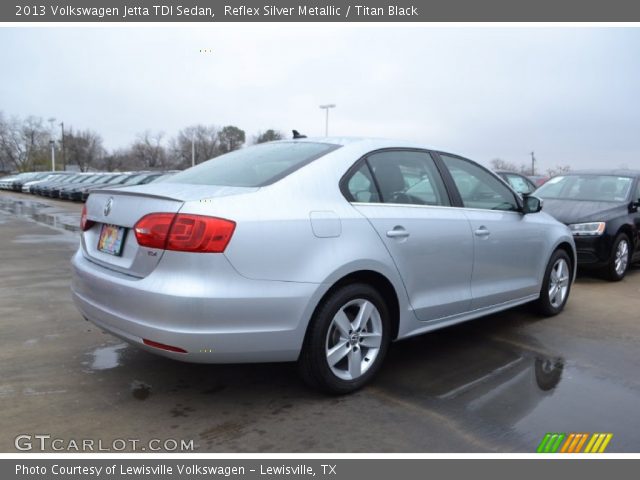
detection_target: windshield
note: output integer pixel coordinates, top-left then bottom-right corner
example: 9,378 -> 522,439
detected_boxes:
164,142 -> 340,187
536,175 -> 633,202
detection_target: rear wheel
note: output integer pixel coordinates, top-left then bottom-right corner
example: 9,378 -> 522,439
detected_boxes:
298,283 -> 391,394
534,249 -> 572,316
604,233 -> 630,282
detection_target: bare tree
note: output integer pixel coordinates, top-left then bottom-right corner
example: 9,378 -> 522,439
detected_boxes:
170,125 -> 220,169
65,128 -> 105,172
546,165 -> 572,178
490,158 -> 534,175
99,148 -> 137,172
490,158 -> 519,172
218,125 -> 246,154
130,131 -> 168,170
0,114 -> 49,172
253,129 -> 284,144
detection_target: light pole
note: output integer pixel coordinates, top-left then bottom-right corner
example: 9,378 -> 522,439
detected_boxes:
59,121 -> 66,171
319,104 -> 336,136
530,151 -> 536,176
49,140 -> 56,172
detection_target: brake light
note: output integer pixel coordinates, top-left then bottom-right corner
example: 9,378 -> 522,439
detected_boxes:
133,213 -> 175,250
134,213 -> 235,253
80,205 -> 95,231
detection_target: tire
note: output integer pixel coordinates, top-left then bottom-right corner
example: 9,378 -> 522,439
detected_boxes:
604,233 -> 631,282
298,283 -> 391,394
534,249 -> 572,316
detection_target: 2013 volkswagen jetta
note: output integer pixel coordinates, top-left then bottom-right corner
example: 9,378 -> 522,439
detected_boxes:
71,137 -> 576,393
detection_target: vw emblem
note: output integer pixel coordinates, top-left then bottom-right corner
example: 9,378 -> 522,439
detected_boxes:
104,197 -> 113,217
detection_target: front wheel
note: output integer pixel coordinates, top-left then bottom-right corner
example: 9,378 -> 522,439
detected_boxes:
534,249 -> 572,316
604,233 -> 631,282
298,283 -> 391,394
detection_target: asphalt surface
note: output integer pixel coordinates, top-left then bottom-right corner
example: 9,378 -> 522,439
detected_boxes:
1,190 -> 640,453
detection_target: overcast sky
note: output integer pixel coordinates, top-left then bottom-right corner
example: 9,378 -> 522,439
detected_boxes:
1,26 -> 639,171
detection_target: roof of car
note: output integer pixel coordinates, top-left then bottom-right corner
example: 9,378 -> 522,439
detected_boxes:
283,136 -> 443,151
495,171 -> 529,175
562,169 -> 640,177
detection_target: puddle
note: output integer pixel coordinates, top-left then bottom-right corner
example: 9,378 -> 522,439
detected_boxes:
376,328 -> 640,451
22,387 -> 67,396
512,364 -> 640,449
87,343 -> 128,371
0,196 -> 80,233
130,380 -> 152,400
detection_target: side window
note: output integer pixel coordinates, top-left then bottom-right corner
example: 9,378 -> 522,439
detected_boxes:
346,163 -> 380,203
366,150 -> 450,206
441,154 -> 519,211
636,181 -> 640,202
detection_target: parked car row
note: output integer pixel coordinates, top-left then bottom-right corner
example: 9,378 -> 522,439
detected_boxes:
0,171 -> 69,191
0,170 -> 177,201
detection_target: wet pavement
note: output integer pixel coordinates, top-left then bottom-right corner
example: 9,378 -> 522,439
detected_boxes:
1,191 -> 639,452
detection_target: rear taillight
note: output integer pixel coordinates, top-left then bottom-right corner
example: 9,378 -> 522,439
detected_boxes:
80,205 -> 95,231
134,213 -> 235,253
132,213 -> 175,250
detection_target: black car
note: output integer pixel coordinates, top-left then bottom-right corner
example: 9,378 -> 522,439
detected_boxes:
535,170 -> 640,281
496,171 -> 538,196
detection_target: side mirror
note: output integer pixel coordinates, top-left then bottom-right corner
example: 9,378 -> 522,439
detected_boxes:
522,195 -> 543,214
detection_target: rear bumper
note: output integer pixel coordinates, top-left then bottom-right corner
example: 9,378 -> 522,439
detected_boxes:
71,250 -> 321,363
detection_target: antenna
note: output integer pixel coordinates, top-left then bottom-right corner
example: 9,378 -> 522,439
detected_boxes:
292,130 -> 307,139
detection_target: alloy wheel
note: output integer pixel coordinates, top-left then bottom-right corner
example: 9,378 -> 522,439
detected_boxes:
615,239 -> 629,277
325,298 -> 383,381
548,258 -> 570,309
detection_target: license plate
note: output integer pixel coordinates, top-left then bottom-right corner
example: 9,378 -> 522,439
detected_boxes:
98,224 -> 127,256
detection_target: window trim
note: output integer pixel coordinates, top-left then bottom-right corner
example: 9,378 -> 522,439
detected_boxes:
339,148 -> 456,208
433,151 -> 524,212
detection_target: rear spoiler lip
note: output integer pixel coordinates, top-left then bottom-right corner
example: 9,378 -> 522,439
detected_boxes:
90,184 -> 260,203
89,188 -> 182,202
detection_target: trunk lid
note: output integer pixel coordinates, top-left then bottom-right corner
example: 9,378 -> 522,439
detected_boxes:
83,183 -> 258,277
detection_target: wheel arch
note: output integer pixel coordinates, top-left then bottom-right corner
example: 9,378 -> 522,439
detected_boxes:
555,241 -> 576,277
304,269 -> 402,348
616,224 -> 635,255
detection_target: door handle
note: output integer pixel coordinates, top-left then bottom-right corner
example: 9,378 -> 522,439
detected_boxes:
386,227 -> 410,239
474,226 -> 490,237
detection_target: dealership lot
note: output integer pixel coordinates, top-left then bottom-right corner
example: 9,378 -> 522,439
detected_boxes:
1,190 -> 640,452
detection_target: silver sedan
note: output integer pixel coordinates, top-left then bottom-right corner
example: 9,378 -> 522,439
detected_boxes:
71,137 -> 576,393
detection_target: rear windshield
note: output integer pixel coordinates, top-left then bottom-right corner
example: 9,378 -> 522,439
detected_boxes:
164,142 -> 340,187
536,175 -> 633,202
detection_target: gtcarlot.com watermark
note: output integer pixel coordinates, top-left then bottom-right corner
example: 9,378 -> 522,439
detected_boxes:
15,434 -> 195,452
